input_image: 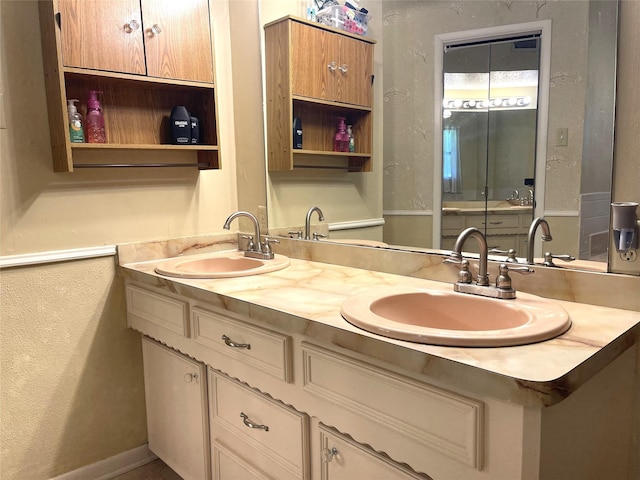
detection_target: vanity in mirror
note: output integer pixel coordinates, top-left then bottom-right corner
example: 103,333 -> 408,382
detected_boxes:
262,0 -> 618,273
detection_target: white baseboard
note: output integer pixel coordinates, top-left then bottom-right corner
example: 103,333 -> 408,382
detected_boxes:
50,444 -> 157,480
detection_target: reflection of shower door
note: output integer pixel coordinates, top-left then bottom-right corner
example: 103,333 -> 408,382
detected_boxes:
440,33 -> 541,247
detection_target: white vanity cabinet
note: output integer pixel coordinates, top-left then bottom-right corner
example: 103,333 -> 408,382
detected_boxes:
141,337 -> 211,480
126,280 -> 638,480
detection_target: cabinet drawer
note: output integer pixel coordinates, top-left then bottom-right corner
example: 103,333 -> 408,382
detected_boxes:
192,306 -> 293,382
301,343 -> 484,469
212,440 -> 272,480
465,214 -> 520,231
209,371 -> 309,479
126,284 -> 189,337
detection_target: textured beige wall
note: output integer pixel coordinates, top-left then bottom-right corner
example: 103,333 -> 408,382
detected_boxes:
0,258 -> 146,479
0,1 -> 243,478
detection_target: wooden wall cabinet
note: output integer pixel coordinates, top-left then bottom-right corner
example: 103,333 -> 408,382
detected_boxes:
264,16 -> 375,172
38,0 -> 220,172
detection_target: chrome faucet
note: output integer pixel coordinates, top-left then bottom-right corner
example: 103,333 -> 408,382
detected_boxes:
526,217 -> 552,264
305,206 -> 325,240
451,227 -> 490,286
223,211 -> 277,259
446,227 -> 533,299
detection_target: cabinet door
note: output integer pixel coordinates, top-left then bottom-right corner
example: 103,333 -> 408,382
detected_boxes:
291,23 -> 332,101
58,0 -> 146,75
140,0 -> 215,83
314,423 -> 425,480
142,337 -> 211,480
334,35 -> 373,107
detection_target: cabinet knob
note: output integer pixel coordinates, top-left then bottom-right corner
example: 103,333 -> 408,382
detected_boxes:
184,372 -> 199,383
327,61 -> 337,71
125,19 -> 140,33
148,24 -> 162,36
338,64 -> 348,73
321,447 -> 340,463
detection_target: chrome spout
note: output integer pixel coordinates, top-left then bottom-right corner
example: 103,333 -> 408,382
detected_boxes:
452,227 -> 489,286
527,217 -> 552,264
223,211 -> 262,253
305,206 -> 325,240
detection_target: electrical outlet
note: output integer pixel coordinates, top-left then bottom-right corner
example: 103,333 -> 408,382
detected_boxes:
257,205 -> 268,232
620,249 -> 638,262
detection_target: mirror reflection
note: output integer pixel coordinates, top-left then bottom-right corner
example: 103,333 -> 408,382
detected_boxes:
264,0 -> 618,272
440,34 -> 540,253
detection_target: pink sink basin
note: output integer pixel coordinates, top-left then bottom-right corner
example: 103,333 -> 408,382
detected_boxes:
341,286 -> 571,347
155,250 -> 290,279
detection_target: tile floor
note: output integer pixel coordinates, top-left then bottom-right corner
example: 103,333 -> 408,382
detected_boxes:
112,459 -> 182,480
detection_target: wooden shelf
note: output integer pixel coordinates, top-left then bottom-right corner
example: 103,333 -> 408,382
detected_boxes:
71,143 -> 218,151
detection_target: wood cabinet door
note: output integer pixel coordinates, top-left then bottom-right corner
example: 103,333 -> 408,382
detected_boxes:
291,22 -> 333,101
142,337 -> 211,480
58,0 -> 145,74
334,35 -> 373,107
140,0 -> 214,83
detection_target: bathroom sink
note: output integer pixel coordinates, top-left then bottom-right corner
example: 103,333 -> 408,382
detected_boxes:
154,250 -> 290,279
341,286 -> 571,347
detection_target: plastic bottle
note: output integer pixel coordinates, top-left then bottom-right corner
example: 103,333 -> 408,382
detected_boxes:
347,124 -> 355,152
169,106 -> 191,144
86,90 -> 106,143
67,99 -> 84,143
293,117 -> 303,149
334,117 -> 348,152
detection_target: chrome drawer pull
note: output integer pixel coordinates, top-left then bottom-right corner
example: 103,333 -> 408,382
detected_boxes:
221,334 -> 251,350
240,412 -> 269,432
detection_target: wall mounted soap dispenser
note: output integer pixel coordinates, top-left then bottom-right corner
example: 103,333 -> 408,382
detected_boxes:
609,202 -> 640,275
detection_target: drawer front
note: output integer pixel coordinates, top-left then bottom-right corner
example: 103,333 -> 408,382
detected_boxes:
465,214 -> 520,231
212,441 -> 272,480
192,306 -> 292,382
209,371 -> 309,479
442,215 -> 465,232
301,343 -> 484,469
126,284 -> 189,337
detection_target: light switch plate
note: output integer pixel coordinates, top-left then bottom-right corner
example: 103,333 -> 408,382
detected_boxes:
258,205 -> 268,232
555,128 -> 568,147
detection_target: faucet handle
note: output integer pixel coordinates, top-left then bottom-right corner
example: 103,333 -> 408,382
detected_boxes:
241,234 -> 255,251
543,252 -> 576,267
261,237 -> 279,256
288,230 -> 303,239
313,232 -> 327,241
504,264 -> 535,275
457,259 -> 473,284
488,248 -> 519,263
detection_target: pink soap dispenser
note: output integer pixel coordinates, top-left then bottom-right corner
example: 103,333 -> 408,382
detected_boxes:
86,90 -> 106,143
334,116 -> 348,152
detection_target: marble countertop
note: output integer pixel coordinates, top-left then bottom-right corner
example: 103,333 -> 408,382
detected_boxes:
120,245 -> 640,408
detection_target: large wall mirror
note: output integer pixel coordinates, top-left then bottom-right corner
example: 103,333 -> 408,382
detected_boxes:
263,0 -> 618,272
